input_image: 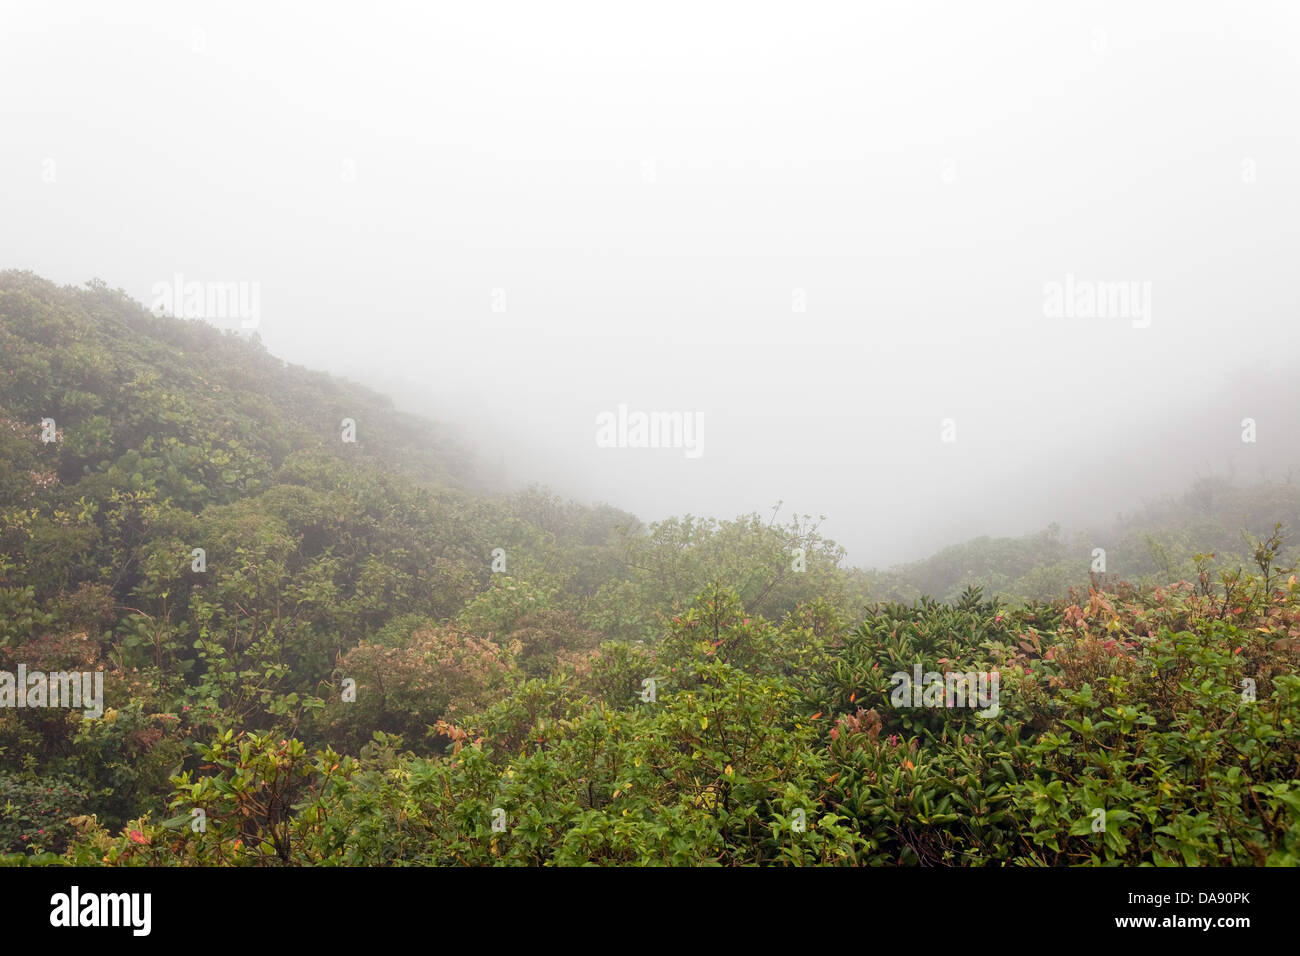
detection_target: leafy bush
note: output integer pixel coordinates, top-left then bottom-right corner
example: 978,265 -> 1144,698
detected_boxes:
0,772 -> 92,854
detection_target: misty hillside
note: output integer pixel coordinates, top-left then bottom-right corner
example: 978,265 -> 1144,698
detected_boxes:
2,273 -> 1298,867
863,479 -> 1300,604
9,271 -> 1297,611
0,271 -> 479,493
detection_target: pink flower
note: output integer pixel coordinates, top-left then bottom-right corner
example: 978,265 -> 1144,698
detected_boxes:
128,830 -> 149,845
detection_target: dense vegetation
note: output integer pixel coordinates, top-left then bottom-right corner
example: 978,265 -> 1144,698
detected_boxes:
2,272 -> 1296,866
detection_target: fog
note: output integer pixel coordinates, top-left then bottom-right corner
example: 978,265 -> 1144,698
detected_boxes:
3,1 -> 1299,567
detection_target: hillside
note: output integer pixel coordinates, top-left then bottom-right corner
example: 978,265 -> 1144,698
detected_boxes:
860,479 -> 1300,604
1,274 -> 1297,866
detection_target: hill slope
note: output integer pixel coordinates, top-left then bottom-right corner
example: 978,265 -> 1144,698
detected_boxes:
1,273 -> 1296,867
